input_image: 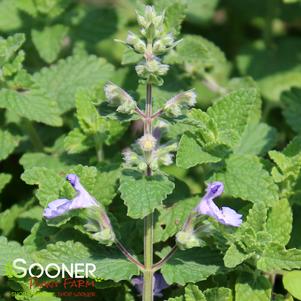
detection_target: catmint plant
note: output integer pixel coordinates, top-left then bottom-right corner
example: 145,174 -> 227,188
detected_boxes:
42,6 -> 243,301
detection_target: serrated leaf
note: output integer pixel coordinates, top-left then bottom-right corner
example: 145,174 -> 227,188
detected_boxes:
0,173 -> 12,193
64,128 -> 93,154
283,271 -> 301,300
211,155 -> 278,205
224,244 -> 254,268
207,89 -> 260,147
0,236 -> 31,276
0,89 -> 62,126
154,196 -> 199,243
282,88 -> 301,133
119,169 -> 175,219
154,0 -> 186,34
21,165 -> 97,207
176,133 -> 221,168
0,129 -> 19,161
204,287 -> 232,301
33,55 -> 114,113
257,243 -> 301,272
32,24 -> 68,63
235,273 -> 271,301
161,247 -> 223,285
185,284 -> 206,301
0,0 -> 22,31
266,199 -> 292,246
166,34 -> 229,81
233,123 -> 277,156
32,240 -> 138,281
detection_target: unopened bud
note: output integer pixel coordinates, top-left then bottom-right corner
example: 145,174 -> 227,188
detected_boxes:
104,82 -> 136,114
92,228 -> 115,246
138,134 -> 157,152
153,34 -> 175,54
176,230 -> 203,250
164,90 -> 197,116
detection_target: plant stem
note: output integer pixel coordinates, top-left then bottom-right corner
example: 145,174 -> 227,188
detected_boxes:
94,135 -> 104,162
22,119 -> 44,151
143,83 -> 154,301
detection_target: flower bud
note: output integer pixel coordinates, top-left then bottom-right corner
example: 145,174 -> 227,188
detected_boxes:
153,34 -> 175,54
176,230 -> 203,250
104,82 -> 137,114
126,32 -> 146,54
92,228 -> 115,246
164,90 -> 197,116
138,134 -> 157,152
126,31 -> 140,45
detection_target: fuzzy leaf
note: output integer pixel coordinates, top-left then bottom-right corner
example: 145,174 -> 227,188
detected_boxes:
33,55 -> 114,113
235,273 -> 272,301
161,247 -> 223,285
257,244 -> 301,272
0,173 -> 12,193
119,169 -> 175,219
176,133 -> 221,168
32,24 -> 68,63
266,199 -> 292,246
0,236 -> 31,276
283,271 -> 301,300
204,287 -> 233,301
282,88 -> 301,133
211,155 -> 278,205
207,89 -> 260,148
32,240 -> 138,281
0,89 -> 62,126
0,129 -> 19,161
185,284 -> 206,301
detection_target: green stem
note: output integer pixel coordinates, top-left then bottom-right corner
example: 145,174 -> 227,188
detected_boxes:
94,135 -> 104,162
143,83 -> 154,301
22,119 -> 44,151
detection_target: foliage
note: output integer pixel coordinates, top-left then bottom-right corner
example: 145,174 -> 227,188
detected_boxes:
0,0 -> 301,300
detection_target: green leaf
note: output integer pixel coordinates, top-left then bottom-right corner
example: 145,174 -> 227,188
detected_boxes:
233,123 -> 277,156
21,165 -> 98,207
257,243 -> 301,272
186,0 -> 219,24
32,240 -> 138,281
161,247 -> 223,285
185,284 -> 206,301
266,199 -> 292,246
0,236 -> 31,276
154,196 -> 199,243
235,273 -> 272,301
0,89 -> 62,126
64,128 -> 93,154
224,244 -> 254,269
31,24 -> 68,63
176,133 -> 221,168
0,0 -> 22,31
282,88 -> 301,133
119,169 -> 175,219
0,129 -> 19,161
207,89 -> 260,148
165,34 -> 229,81
154,0 -> 186,34
204,287 -> 233,301
283,271 -> 301,300
33,55 -> 114,113
0,173 -> 12,193
210,155 -> 278,205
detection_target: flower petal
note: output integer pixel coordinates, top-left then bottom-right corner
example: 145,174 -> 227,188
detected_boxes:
43,198 -> 71,219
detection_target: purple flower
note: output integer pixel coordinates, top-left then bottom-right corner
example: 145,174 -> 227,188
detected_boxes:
195,182 -> 242,227
43,174 -> 99,219
131,273 -> 168,297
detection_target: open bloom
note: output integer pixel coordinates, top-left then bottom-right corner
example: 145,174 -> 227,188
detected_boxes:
131,273 -> 168,297
195,182 -> 242,227
43,174 -> 99,219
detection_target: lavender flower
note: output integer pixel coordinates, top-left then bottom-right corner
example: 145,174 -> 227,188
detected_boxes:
43,174 -> 99,219
131,273 -> 168,297
195,182 -> 242,227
